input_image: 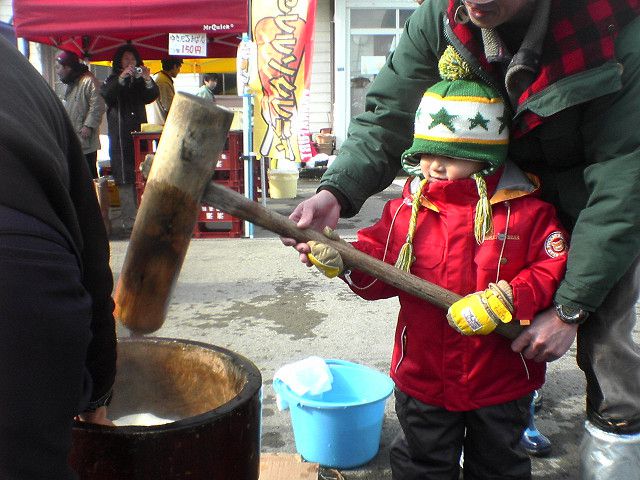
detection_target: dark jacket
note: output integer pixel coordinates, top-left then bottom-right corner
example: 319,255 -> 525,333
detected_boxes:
0,36 -> 116,404
101,74 -> 159,184
321,0 -> 640,312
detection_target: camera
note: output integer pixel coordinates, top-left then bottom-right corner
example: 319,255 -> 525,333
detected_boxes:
134,66 -> 143,77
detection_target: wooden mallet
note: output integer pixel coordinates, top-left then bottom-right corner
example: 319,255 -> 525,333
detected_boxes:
114,93 -> 234,334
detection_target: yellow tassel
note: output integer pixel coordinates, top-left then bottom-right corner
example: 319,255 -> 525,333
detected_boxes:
473,174 -> 493,244
395,178 -> 428,272
395,242 -> 414,273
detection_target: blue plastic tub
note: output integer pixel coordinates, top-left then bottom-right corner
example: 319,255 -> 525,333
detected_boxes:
273,359 -> 394,469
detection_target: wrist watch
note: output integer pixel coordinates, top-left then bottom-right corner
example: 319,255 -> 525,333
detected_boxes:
554,302 -> 589,325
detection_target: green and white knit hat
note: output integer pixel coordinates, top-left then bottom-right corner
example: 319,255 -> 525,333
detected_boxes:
402,46 -> 509,173
395,47 -> 509,271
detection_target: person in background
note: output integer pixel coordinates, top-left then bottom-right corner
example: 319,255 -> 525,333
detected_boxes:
284,0 -> 640,476
148,56 -> 183,125
0,35 -> 116,479
54,50 -> 105,178
195,73 -> 219,103
100,44 -> 158,232
304,47 -> 568,479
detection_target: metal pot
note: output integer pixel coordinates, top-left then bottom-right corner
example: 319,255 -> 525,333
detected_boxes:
70,337 -> 262,479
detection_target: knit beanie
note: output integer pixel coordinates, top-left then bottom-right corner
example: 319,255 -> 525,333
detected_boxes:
401,46 -> 509,173
395,47 -> 509,271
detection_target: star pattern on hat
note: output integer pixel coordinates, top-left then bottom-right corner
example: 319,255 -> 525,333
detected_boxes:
429,108 -> 457,132
469,111 -> 489,131
497,109 -> 509,135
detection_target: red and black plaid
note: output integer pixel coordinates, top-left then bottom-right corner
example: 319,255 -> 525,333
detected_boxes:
447,0 -> 640,136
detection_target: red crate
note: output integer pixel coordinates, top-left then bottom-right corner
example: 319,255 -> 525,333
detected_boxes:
193,206 -> 244,238
131,130 -> 251,238
132,132 -> 161,185
193,220 -> 244,238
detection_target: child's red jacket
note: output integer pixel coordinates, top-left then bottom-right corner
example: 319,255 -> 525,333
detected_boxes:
345,163 -> 568,410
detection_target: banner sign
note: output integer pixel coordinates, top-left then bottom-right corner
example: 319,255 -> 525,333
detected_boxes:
168,33 -> 208,57
252,0 -> 317,165
236,38 -> 258,96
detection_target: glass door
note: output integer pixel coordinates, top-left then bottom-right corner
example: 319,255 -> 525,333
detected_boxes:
348,8 -> 415,120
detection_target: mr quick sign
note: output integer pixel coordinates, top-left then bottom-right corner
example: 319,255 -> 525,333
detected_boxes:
168,33 -> 207,57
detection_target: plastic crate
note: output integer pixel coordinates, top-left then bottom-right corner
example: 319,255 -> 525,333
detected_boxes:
193,205 -> 244,238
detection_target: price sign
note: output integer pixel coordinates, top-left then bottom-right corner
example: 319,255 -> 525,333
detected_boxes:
168,33 -> 207,57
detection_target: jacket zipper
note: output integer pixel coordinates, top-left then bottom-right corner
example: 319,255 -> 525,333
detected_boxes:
443,16 -> 514,118
394,325 -> 408,373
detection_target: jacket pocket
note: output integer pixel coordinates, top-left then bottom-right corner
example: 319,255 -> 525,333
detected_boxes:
410,241 -> 445,270
473,240 -> 518,281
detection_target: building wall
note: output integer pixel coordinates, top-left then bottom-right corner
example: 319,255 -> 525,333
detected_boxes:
0,0 -> 11,23
308,0 -> 333,134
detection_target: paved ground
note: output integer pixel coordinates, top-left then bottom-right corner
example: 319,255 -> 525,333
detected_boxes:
107,175 -> 639,479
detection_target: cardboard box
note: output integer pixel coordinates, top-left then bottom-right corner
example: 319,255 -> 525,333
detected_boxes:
106,178 -> 120,207
260,453 -> 318,480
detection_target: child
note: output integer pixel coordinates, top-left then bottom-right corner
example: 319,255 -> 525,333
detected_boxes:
306,47 -> 568,479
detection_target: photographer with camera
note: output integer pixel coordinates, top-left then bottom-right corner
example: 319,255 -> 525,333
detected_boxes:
100,44 -> 158,234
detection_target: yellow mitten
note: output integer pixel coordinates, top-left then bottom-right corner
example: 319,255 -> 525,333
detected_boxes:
446,281 -> 514,335
308,241 -> 344,278
307,227 -> 346,278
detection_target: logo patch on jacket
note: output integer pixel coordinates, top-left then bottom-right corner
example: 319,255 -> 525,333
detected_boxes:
544,231 -> 567,258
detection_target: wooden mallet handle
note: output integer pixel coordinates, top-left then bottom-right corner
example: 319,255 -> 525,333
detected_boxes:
202,182 -> 524,340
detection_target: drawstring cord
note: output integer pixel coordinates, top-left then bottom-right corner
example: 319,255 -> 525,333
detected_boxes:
345,199 -> 406,290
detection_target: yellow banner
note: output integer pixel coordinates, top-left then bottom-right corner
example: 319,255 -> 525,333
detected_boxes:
252,0 -> 317,165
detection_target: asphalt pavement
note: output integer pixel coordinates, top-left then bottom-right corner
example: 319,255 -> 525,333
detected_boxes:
107,174 -> 640,479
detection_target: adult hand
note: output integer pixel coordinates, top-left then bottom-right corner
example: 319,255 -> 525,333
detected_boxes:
119,65 -> 135,79
139,65 -> 152,82
75,406 -> 114,426
79,125 -> 92,139
282,190 -> 341,265
511,306 -> 578,362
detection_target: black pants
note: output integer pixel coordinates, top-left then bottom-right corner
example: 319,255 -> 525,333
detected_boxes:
85,151 -> 98,179
0,206 -> 92,479
390,389 -> 533,480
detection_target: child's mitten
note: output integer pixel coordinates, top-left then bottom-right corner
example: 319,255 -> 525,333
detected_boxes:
446,280 -> 514,335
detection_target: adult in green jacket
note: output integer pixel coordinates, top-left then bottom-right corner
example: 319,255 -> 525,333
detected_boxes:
286,0 -> 640,476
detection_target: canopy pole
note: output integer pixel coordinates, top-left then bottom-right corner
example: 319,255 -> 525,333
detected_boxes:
241,31 -> 256,238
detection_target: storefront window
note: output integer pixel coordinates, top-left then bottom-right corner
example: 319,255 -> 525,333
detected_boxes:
348,6 -> 414,120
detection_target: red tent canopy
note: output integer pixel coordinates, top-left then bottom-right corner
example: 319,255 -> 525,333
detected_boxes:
13,0 -> 248,61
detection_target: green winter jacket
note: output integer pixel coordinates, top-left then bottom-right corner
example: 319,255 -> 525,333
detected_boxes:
320,0 -> 640,311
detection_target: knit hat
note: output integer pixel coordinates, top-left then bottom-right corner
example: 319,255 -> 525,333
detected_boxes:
395,47 -> 509,271
401,46 -> 509,172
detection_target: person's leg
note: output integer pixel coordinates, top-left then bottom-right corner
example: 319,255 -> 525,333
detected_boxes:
520,391 -> 551,456
117,182 -> 138,231
0,208 -> 92,479
463,394 -> 532,480
577,256 -> 640,477
84,151 -> 98,179
390,389 -> 465,480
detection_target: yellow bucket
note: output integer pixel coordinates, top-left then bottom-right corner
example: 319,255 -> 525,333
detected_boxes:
267,169 -> 299,199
